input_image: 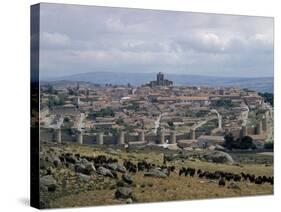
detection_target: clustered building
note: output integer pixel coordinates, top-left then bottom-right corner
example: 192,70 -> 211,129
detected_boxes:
39,72 -> 273,149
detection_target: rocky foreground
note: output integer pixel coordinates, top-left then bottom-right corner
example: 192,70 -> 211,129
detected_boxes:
39,142 -> 273,209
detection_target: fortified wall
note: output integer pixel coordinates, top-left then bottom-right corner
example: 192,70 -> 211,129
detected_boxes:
40,127 -> 193,146
40,114 -> 269,146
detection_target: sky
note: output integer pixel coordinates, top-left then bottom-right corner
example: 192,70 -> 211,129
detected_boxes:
39,3 -> 274,79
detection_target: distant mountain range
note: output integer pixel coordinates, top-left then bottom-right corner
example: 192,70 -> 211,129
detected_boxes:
43,72 -> 273,93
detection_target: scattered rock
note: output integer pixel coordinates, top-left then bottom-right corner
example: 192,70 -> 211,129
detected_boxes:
117,164 -> 126,173
74,164 -> 86,173
122,173 -> 134,184
144,169 -> 167,178
167,144 -> 180,150
84,163 -> 96,174
110,184 -> 117,190
50,147 -> 61,153
116,181 -> 125,187
214,145 -> 226,151
53,160 -> 59,168
115,187 -> 132,199
218,178 -> 226,186
40,184 -> 48,192
97,166 -> 114,178
227,182 -> 240,190
161,168 -> 170,176
81,158 -> 89,165
65,154 -> 78,164
77,173 -> 91,182
40,175 -> 57,192
126,198 -> 133,204
164,153 -> 189,162
107,163 -> 118,171
40,158 -> 51,170
183,147 -> 193,151
106,148 -> 118,155
66,163 -> 74,169
203,151 -> 234,164
208,145 -> 216,151
52,157 -> 61,167
39,200 -> 49,209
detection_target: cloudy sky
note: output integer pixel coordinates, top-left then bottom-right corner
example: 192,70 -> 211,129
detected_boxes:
39,3 -> 274,79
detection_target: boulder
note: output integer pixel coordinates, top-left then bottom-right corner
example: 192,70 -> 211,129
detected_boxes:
144,169 -> 167,178
97,166 -> 114,178
39,183 -> 48,192
115,187 -> 132,199
161,168 -> 170,176
215,145 -> 226,151
183,147 -> 194,151
167,144 -> 180,150
227,182 -> 241,190
40,158 -> 51,170
81,158 -> 89,165
52,157 -> 61,167
49,147 -> 61,152
126,198 -> 133,204
122,173 -> 134,184
77,173 -> 91,182
74,164 -> 86,173
66,163 -> 74,169
117,164 -> 126,173
164,152 -> 190,162
107,163 -> 118,171
84,163 -> 96,174
203,151 -> 234,164
106,148 -> 119,155
65,154 -> 78,164
208,145 -> 216,151
40,175 -> 57,192
39,200 -> 49,209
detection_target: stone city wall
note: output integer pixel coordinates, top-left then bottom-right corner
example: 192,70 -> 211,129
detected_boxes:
40,127 -> 194,145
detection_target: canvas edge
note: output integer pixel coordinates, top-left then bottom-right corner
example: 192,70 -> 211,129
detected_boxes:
30,3 -> 40,209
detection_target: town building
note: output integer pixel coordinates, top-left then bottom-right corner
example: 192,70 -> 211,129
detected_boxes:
148,72 -> 173,87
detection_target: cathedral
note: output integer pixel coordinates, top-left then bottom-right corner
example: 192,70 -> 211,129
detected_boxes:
148,72 -> 173,87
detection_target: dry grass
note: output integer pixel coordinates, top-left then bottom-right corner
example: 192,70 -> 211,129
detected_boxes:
45,143 -> 273,208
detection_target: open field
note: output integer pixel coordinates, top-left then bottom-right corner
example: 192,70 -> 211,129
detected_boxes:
40,142 -> 273,208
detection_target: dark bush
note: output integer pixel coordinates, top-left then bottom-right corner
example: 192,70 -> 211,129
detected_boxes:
264,142 -> 274,149
223,133 -> 255,150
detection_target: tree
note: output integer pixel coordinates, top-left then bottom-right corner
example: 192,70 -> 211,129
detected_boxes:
213,99 -> 233,108
126,101 -> 139,112
64,117 -> 70,122
116,117 -> 124,125
47,94 -> 66,109
240,136 -> 255,149
223,133 -> 235,149
111,128 -> 118,136
264,142 -> 274,149
90,107 -> 115,118
46,84 -> 54,94
48,96 -> 55,109
57,94 -> 66,105
223,134 -> 255,150
167,121 -> 174,127
259,92 -> 274,106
